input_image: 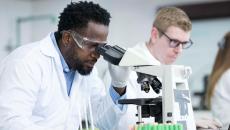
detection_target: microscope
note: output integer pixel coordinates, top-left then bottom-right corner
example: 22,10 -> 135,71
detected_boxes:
96,44 -> 196,130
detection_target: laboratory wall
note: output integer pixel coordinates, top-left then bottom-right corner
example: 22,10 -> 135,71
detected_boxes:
0,0 -> 32,59
0,0 -> 229,110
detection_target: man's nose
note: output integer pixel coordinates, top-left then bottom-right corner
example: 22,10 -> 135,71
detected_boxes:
174,44 -> 183,53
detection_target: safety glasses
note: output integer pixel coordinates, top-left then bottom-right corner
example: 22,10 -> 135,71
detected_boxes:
62,30 -> 107,51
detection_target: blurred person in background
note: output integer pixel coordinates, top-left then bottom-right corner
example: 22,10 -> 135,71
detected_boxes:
206,31 -> 230,130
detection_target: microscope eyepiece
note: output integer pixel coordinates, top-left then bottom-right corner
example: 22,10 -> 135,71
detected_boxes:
95,44 -> 125,65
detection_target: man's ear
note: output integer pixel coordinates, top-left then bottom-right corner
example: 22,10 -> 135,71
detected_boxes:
150,27 -> 159,43
61,32 -> 71,46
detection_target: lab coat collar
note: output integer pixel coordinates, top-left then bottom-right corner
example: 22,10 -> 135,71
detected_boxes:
39,32 -> 59,58
131,42 -> 161,66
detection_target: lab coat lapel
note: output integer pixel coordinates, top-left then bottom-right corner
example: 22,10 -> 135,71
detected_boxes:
53,58 -> 69,99
40,33 -> 69,99
67,73 -> 84,129
70,72 -> 83,99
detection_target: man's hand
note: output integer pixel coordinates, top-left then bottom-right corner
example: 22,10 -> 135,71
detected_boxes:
108,63 -> 131,95
196,118 -> 222,130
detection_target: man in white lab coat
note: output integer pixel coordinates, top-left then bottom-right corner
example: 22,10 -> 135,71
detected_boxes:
0,1 -> 128,130
109,7 -> 222,130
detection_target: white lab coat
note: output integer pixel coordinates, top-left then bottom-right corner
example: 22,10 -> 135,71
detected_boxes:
0,33 -> 126,130
211,68 -> 230,129
105,42 -> 161,130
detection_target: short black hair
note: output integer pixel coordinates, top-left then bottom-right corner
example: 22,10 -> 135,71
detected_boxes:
57,1 -> 111,33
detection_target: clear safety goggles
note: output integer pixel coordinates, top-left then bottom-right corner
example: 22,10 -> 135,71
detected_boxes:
62,30 -> 107,51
